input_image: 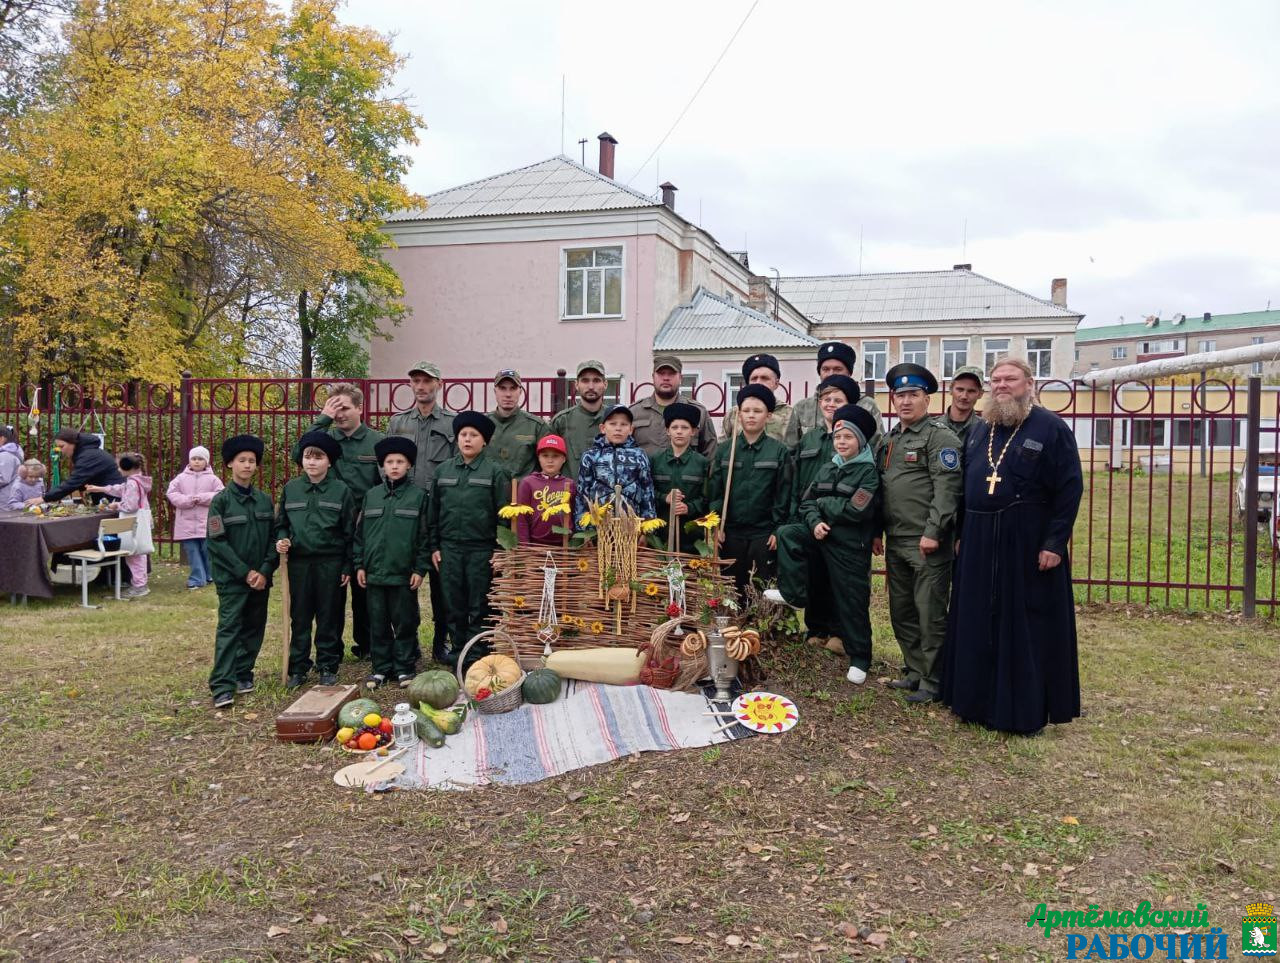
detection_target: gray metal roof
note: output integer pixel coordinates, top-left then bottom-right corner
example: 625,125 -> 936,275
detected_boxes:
655,287 -> 821,351
777,269 -> 1080,324
387,156 -> 661,222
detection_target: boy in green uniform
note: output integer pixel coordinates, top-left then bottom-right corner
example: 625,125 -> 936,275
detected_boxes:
790,374 -> 862,652
769,404 -> 881,685
296,383 -> 385,660
550,360 -> 608,472
649,402 -> 709,554
709,384 -> 794,602
876,363 -> 962,704
487,368 -> 548,478
275,431 -> 356,689
428,411 -> 511,669
354,436 -> 430,689
207,435 -> 277,709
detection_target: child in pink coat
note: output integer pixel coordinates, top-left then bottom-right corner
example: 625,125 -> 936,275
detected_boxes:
86,452 -> 154,598
166,445 -> 224,589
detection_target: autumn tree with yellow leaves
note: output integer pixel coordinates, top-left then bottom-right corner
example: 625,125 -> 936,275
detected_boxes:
0,0 -> 422,382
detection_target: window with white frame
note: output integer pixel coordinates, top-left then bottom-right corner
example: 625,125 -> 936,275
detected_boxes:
1139,338 -> 1183,353
1027,338 -> 1053,377
562,246 -> 623,318
983,338 -> 1010,374
900,339 -> 928,367
1198,339 -> 1216,353
1112,345 -> 1128,360
722,370 -> 744,404
862,341 -> 888,380
603,376 -> 622,406
1252,336 -> 1264,375
941,339 -> 968,376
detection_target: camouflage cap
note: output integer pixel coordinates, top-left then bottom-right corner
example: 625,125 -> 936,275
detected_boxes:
407,360 -> 441,379
575,359 -> 607,378
652,354 -> 683,374
951,365 -> 985,386
493,368 -> 522,388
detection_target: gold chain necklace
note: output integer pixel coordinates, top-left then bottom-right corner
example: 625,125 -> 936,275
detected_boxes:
984,420 -> 1024,494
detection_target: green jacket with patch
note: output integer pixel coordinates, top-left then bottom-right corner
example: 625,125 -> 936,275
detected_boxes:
273,474 -> 356,574
877,417 -> 962,540
207,484 -> 278,590
427,450 -> 511,550
798,453 -> 880,543
486,408 -> 548,479
386,404 -> 455,493
353,477 -> 431,585
295,418 -> 385,501
707,433 -> 793,539
650,446 -> 710,523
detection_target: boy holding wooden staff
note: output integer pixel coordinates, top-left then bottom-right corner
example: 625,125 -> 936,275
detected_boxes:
649,402 -> 709,555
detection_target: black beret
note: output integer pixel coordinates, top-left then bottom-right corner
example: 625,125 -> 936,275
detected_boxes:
452,410 -> 495,444
374,435 -> 417,466
222,434 -> 264,466
885,362 -> 939,395
816,374 -> 861,405
295,430 -> 341,466
662,402 -> 701,429
832,404 -> 879,447
741,353 -> 780,380
816,341 -> 856,372
736,383 -> 777,413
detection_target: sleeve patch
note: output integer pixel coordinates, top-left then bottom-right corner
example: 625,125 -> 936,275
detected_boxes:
851,488 -> 874,510
207,515 -> 224,537
939,448 -> 960,470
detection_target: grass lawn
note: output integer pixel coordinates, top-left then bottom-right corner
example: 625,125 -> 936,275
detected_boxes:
0,561 -> 1277,962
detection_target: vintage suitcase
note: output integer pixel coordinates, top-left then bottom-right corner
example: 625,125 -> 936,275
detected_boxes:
275,684 -> 359,743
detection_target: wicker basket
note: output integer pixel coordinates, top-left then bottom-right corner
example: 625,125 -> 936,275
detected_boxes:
456,630 -> 525,714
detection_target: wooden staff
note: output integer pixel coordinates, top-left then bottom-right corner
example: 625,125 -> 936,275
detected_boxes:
279,555 -> 291,685
667,485 -> 678,554
714,426 -> 741,565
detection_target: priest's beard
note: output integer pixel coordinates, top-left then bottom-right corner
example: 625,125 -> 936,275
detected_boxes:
984,392 -> 1034,427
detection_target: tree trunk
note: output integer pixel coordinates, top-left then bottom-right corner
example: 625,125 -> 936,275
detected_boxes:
298,288 -> 312,379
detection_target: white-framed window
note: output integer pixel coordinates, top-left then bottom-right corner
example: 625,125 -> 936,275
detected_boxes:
1252,336 -> 1264,375
1139,338 -> 1183,353
983,338 -> 1010,374
1198,339 -> 1216,353
722,370 -> 745,404
604,376 -> 622,406
1027,338 -> 1053,377
1112,345 -> 1128,360
1132,419 -> 1166,446
562,245 -> 623,319
941,339 -> 968,376
1089,362 -> 1100,370
862,341 -> 888,380
679,371 -> 700,394
900,339 -> 928,367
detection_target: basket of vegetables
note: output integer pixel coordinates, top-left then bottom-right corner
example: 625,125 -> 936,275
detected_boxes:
456,630 -> 525,714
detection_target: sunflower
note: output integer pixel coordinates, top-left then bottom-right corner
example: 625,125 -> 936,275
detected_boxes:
541,501 -> 571,522
513,595 -> 526,608
644,583 -> 660,597
498,503 -> 534,520
590,621 -> 604,634
688,559 -> 702,570
576,558 -> 590,572
638,517 -> 666,534
693,511 -> 721,530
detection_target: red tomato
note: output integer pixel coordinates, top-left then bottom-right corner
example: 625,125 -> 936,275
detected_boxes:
378,719 -> 393,735
476,686 -> 492,700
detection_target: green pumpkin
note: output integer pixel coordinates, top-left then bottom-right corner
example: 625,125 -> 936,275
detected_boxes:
337,698 -> 380,730
407,670 -> 459,710
522,667 -> 562,705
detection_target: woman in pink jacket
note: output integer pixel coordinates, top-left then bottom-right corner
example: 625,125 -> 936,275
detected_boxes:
166,445 -> 225,589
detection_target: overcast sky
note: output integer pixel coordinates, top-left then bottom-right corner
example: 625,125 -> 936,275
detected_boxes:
342,0 -> 1279,329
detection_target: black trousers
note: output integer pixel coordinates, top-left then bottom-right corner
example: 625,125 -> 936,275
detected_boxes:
721,530 -> 775,604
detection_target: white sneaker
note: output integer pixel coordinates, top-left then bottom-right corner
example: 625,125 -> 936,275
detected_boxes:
846,665 -> 867,685
762,588 -> 797,608
123,586 -> 150,599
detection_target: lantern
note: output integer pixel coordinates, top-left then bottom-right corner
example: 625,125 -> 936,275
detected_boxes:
391,703 -> 418,748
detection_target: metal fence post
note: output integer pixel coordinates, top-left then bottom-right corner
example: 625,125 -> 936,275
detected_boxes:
1243,376 -> 1261,618
179,370 -> 193,458
552,368 -> 568,414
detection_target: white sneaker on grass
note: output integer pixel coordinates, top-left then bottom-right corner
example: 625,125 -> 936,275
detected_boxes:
762,588 -> 797,608
846,665 -> 867,685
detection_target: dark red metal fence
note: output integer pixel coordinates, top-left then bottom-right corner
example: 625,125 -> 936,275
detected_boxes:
3,374 -> 1276,615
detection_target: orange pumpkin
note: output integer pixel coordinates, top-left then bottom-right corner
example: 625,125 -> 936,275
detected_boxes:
464,653 -> 522,697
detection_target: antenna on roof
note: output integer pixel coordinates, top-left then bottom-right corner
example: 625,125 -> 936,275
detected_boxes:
577,138 -> 587,166
1170,312 -> 1186,326
1143,315 -> 1159,327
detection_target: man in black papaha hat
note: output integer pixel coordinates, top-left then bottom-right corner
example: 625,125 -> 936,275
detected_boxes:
787,341 -> 884,452
720,354 -> 795,447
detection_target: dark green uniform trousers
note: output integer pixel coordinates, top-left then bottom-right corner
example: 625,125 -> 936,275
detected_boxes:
802,551 -> 836,641
439,544 -> 494,659
210,587 -> 270,697
286,555 -> 345,676
721,531 -> 774,604
777,524 -> 873,670
366,583 -> 419,679
884,536 -> 952,694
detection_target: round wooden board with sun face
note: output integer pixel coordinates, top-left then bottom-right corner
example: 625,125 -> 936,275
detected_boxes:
730,691 -> 799,734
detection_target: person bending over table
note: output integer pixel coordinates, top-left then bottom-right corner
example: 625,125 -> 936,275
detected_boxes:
26,428 -> 124,508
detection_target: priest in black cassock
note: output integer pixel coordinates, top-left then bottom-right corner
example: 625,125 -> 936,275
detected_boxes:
942,358 -> 1083,735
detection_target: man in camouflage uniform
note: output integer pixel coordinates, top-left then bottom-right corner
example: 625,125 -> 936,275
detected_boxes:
787,341 -> 883,452
550,360 -> 609,473
630,354 -> 717,459
876,363 -> 962,705
387,360 -> 455,663
486,368 -> 548,479
721,354 -> 797,447
936,365 -> 984,443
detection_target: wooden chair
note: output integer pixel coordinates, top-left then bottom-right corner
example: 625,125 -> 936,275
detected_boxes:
63,515 -> 137,608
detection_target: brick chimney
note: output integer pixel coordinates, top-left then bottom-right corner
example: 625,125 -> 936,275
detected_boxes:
1051,278 -> 1068,307
597,132 -> 617,179
660,181 -> 677,210
747,275 -> 771,313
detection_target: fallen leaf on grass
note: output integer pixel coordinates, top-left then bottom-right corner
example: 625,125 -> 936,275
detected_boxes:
668,936 -> 695,944
266,925 -> 290,938
1060,815 -> 1080,825
671,812 -> 691,823
311,914 -> 328,926
440,925 -> 460,936
494,917 -> 508,934
1023,863 -> 1039,877
864,931 -> 890,948
243,712 -> 259,721
726,935 -> 743,946
426,943 -> 447,956
837,921 -> 860,939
